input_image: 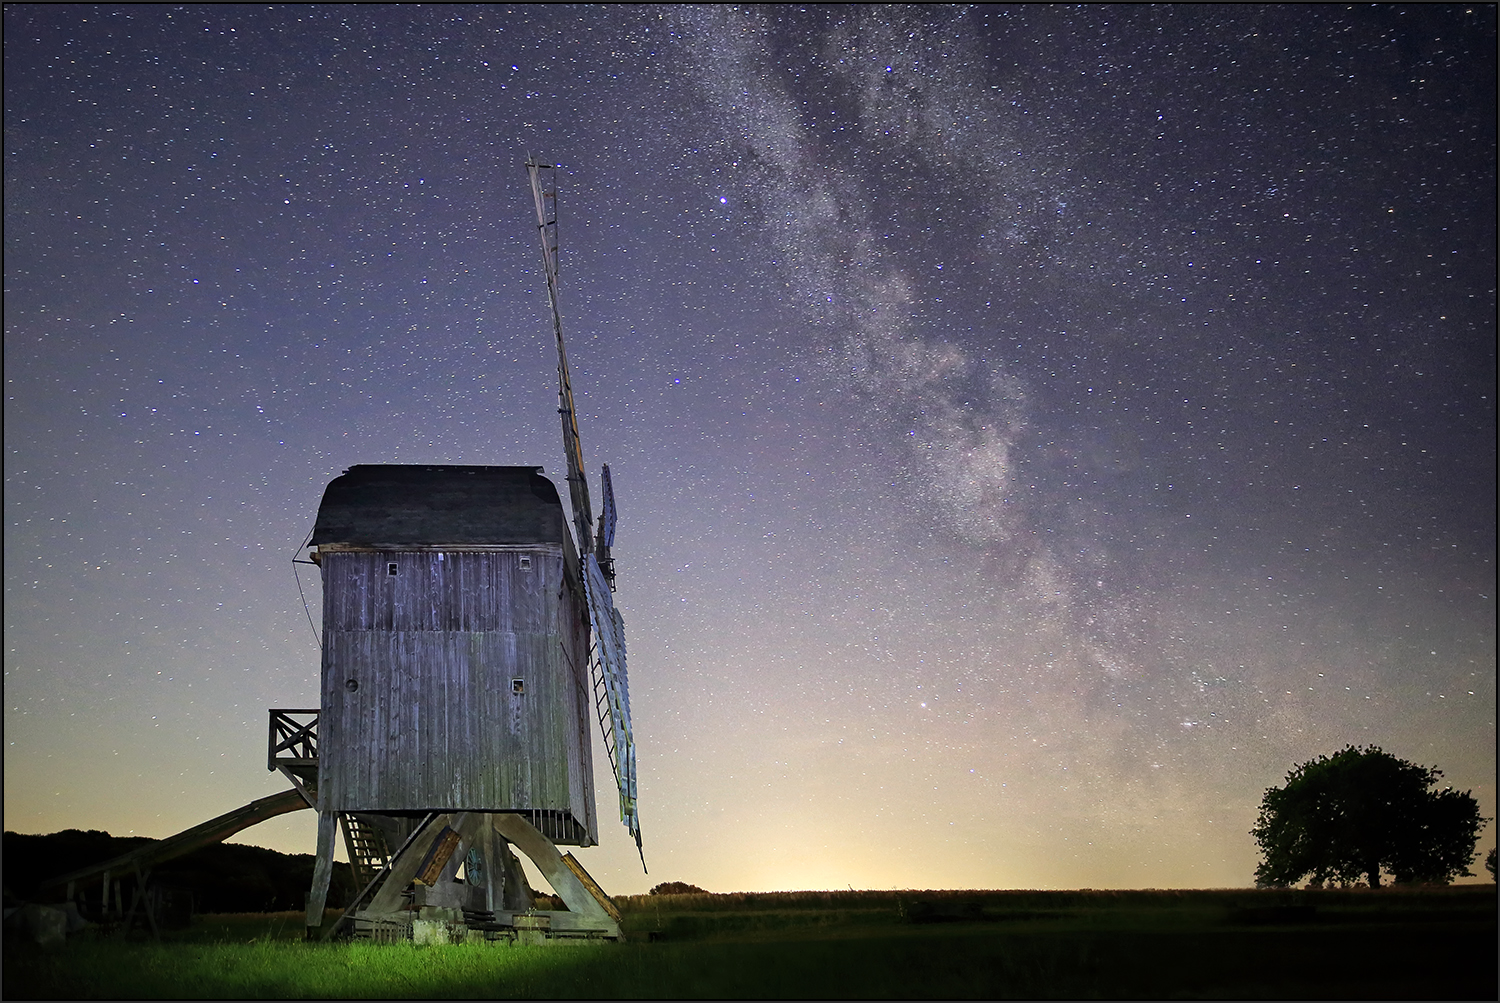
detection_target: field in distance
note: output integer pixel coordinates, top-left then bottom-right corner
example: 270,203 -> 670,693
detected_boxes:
5,885 -> 1495,999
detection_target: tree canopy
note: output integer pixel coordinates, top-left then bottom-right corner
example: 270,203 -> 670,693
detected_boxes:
1251,746 -> 1484,888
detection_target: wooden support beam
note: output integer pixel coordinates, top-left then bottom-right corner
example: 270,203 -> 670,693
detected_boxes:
40,788 -> 312,895
496,834 -> 534,912
476,823 -> 500,914
562,852 -> 622,924
413,826 -> 463,887
490,813 -> 616,929
364,814 -> 455,916
275,764 -> 318,810
132,863 -> 160,941
305,810 -> 338,936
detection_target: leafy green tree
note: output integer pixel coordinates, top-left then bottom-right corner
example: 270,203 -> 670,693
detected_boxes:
1251,746 -> 1484,888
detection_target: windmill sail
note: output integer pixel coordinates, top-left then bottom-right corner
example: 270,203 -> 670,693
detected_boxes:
526,160 -> 643,863
527,160 -> 593,555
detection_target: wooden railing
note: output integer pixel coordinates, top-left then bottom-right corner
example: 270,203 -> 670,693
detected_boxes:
267,708 -> 319,770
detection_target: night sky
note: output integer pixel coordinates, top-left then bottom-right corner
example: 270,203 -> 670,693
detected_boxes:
6,5 -> 1495,895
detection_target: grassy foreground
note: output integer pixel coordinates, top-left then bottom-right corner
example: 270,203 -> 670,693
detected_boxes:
5,886 -> 1495,999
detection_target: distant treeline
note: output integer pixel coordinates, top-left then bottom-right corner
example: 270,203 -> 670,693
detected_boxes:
3,829 -> 357,913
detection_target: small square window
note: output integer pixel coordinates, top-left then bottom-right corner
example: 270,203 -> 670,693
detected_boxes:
518,557 -> 532,571
388,563 -> 399,576
511,678 -> 525,694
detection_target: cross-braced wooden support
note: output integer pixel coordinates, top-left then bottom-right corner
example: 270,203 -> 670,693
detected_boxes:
311,812 -> 621,943
267,709 -> 319,766
268,709 -> 319,808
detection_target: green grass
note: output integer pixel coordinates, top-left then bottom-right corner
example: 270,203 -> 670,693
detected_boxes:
6,886 -> 1495,999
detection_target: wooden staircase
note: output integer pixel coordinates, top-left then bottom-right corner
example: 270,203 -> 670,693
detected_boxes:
326,813 -> 437,941
340,815 -> 391,890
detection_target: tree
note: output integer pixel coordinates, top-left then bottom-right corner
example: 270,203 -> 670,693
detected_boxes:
1251,746 -> 1484,888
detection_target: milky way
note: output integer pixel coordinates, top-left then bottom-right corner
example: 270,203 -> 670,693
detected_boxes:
5,5 -> 1494,892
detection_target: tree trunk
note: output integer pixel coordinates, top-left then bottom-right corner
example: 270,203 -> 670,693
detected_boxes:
1365,862 -> 1382,888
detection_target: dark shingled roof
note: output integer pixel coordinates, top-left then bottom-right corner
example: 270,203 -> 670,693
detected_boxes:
311,465 -> 567,546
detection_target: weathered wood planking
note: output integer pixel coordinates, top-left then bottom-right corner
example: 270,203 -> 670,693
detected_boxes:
322,548 -> 564,633
319,550 -> 594,842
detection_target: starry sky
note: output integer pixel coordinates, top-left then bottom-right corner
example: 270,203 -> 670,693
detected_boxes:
6,5 -> 1495,895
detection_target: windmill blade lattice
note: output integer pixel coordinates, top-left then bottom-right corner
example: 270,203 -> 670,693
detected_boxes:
584,554 -> 640,856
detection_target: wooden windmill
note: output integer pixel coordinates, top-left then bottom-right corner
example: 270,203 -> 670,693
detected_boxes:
34,162 -> 638,943
288,160 -> 641,943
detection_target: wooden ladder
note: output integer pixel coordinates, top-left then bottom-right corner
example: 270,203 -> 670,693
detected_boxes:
340,815 -> 391,891
326,813 -> 436,941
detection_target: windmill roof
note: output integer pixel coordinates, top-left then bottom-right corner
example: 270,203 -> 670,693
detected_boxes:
311,464 -> 567,546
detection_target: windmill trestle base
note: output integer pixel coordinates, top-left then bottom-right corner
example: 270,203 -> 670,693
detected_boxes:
308,811 -> 624,943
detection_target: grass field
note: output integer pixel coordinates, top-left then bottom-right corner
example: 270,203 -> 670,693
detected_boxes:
5,885 -> 1495,999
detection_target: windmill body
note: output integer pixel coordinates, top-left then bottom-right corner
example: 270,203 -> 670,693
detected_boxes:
312,464 -> 597,839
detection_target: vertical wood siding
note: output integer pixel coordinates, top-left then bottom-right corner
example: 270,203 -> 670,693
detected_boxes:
319,550 -> 596,844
